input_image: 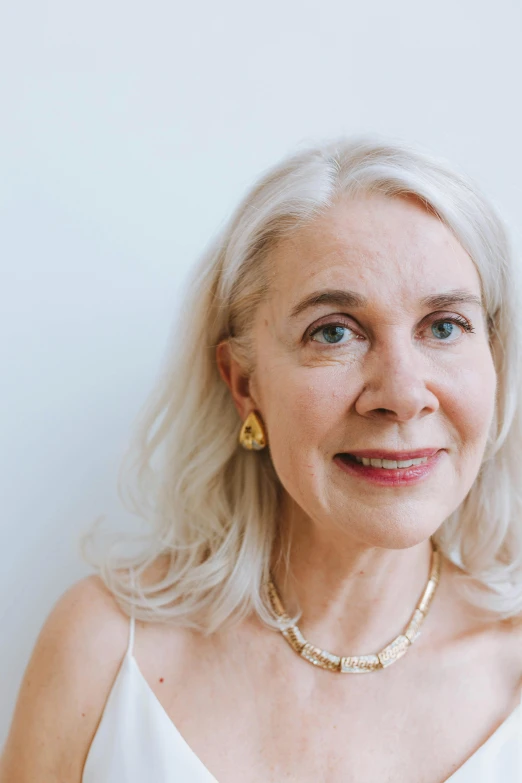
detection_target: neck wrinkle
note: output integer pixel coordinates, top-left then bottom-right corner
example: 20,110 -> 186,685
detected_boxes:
270,510 -> 437,655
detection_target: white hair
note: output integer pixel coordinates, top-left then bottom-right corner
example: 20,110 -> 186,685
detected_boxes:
80,133 -> 522,631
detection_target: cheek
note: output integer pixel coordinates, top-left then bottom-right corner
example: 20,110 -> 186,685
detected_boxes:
443,352 -> 497,454
265,377 -> 338,501
264,367 -> 351,460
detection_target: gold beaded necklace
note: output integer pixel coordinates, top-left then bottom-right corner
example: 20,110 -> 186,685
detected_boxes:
267,539 -> 441,673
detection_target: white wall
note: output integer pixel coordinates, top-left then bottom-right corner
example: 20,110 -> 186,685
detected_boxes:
1,0 -> 521,745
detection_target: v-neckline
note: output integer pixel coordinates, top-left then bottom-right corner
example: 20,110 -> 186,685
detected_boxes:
127,652 -> 521,783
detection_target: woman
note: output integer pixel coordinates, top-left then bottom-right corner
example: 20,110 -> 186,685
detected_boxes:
2,134 -> 522,782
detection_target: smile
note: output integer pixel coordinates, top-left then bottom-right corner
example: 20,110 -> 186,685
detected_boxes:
334,451 -> 443,486
350,455 -> 428,469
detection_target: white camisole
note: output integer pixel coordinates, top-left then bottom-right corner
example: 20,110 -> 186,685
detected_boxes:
82,609 -> 522,782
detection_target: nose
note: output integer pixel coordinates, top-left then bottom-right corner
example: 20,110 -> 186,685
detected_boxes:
354,334 -> 440,422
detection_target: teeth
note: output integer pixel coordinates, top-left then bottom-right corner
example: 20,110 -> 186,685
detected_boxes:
356,456 -> 429,469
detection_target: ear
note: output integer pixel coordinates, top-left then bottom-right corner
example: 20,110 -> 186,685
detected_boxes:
216,340 -> 256,420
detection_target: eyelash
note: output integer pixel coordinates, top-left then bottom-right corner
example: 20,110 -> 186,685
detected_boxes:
307,314 -> 475,345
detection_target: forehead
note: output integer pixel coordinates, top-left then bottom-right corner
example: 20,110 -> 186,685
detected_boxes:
267,193 -> 481,306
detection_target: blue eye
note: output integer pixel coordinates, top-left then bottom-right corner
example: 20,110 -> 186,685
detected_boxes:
432,322 -> 454,339
307,315 -> 474,348
310,324 -> 353,344
431,318 -> 472,340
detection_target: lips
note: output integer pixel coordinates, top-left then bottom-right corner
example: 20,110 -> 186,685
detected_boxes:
338,448 -> 442,460
334,449 -> 443,485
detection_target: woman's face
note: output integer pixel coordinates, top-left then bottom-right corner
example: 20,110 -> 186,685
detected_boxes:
248,193 -> 497,548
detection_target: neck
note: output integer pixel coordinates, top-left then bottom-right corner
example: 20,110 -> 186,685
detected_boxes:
271,499 -> 439,656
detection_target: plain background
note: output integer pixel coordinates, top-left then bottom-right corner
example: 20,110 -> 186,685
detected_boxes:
1,0 -> 521,748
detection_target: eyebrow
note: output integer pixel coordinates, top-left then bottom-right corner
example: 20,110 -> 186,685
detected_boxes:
289,288 -> 485,318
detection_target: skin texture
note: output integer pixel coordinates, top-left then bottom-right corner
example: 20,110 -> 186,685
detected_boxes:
257,194 -> 494,545
218,192 -> 497,653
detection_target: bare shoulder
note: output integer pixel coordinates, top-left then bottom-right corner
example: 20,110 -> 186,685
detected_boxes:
0,572 -> 132,783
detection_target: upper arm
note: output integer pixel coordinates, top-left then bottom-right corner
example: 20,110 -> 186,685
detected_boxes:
0,574 -> 131,783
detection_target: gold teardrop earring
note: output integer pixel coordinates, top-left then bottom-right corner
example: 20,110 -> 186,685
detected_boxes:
239,411 -> 267,451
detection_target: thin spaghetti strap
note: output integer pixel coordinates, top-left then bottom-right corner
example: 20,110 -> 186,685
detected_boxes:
518,671 -> 522,768
517,672 -> 522,780
126,569 -> 136,658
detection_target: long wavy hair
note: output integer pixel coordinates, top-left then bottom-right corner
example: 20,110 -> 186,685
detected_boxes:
80,133 -> 522,632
